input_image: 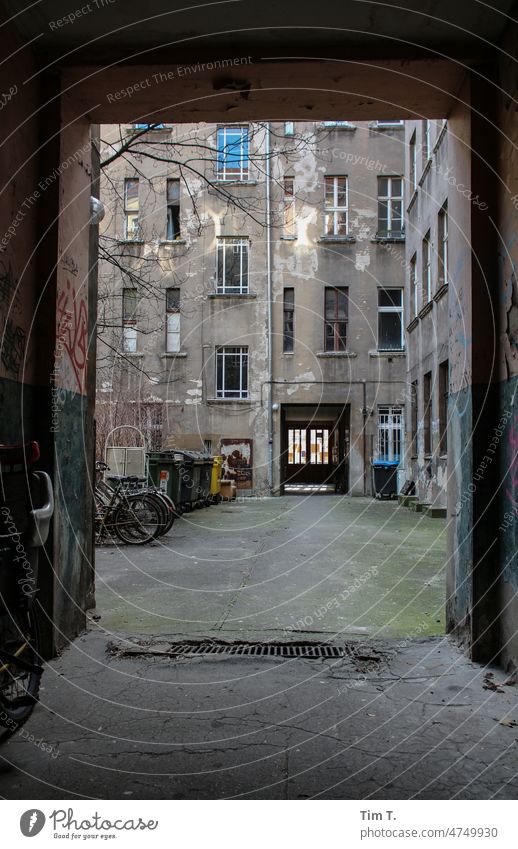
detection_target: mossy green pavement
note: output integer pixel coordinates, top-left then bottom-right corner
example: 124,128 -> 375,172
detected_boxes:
95,496 -> 446,639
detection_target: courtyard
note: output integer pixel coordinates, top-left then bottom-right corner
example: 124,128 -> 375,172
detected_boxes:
93,496 -> 447,640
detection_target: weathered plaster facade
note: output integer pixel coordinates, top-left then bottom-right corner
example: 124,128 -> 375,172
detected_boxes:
404,118 -> 450,508
97,121 -> 407,495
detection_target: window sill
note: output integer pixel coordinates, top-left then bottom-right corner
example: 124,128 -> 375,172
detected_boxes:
161,352 -> 188,359
282,351 -> 294,355
372,234 -> 405,243
407,317 -> 419,332
158,239 -> 187,246
117,239 -> 145,245
418,302 -> 434,319
118,351 -> 143,358
370,122 -> 404,130
369,350 -> 405,358
317,122 -> 356,131
280,235 -> 297,241
318,235 -> 356,244
208,292 -> 257,299
418,158 -> 433,185
207,398 -> 252,405
433,283 -> 448,302
316,351 -> 357,358
213,179 -> 258,186
407,190 -> 418,213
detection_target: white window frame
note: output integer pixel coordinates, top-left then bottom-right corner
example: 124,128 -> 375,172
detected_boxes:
216,126 -> 249,181
165,288 -> 181,353
124,178 -> 139,240
378,288 -> 404,351
439,202 -> 448,287
283,177 -> 296,237
216,238 -> 249,294
284,121 -> 294,136
324,176 -> 348,237
376,119 -> 404,127
422,119 -> 431,163
410,132 -> 417,192
377,176 -> 403,235
166,179 -> 181,241
423,232 -> 432,303
122,288 -> 138,353
410,253 -> 418,317
216,346 -> 249,399
377,406 -> 403,462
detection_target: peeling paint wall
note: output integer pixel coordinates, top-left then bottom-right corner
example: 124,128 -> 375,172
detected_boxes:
99,121 -> 406,496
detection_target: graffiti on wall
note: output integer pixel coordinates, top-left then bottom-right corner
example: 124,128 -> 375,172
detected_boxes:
220,438 -> 253,489
57,278 -> 88,394
0,262 -> 26,377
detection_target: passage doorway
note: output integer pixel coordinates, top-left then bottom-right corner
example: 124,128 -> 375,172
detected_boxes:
280,404 -> 350,494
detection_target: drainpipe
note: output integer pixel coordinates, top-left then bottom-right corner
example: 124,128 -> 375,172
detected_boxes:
362,380 -> 367,495
265,123 -> 274,492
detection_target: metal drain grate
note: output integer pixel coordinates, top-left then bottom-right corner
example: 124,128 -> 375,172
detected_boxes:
108,640 -> 388,664
169,642 -> 345,658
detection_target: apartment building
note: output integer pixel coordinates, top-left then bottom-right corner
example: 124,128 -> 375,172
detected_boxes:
404,119 -> 450,509
97,120 -> 407,495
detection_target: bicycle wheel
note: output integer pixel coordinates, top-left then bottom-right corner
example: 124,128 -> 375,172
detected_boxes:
0,604 -> 42,740
151,492 -> 175,536
113,495 -> 162,545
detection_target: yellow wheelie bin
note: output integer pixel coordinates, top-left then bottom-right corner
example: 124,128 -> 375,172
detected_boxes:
210,455 -> 223,503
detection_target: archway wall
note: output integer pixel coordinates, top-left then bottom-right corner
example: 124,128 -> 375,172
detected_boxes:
1,3 -> 516,668
495,20 -> 518,676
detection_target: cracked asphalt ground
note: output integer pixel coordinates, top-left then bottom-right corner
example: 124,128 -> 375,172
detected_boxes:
1,497 -> 517,799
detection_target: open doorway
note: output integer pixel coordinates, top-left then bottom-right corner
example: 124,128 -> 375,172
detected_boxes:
281,404 -> 350,494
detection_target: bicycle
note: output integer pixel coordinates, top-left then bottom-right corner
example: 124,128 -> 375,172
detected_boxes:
94,462 -> 165,545
105,470 -> 176,536
0,442 -> 54,739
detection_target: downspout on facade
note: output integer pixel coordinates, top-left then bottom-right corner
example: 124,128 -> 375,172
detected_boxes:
265,123 -> 274,492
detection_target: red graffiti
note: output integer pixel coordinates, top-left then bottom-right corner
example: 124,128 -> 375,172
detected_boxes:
57,278 -> 88,394
505,413 -> 518,512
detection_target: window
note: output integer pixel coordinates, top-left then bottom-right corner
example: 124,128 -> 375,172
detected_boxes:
410,253 -> 418,317
439,360 -> 448,454
409,132 -> 417,192
283,288 -> 294,352
288,428 -> 306,464
166,179 -> 180,240
411,380 -> 418,457
165,287 -> 181,353
216,238 -> 249,294
422,231 -> 432,303
132,123 -> 166,130
423,371 -> 432,454
283,177 -> 296,237
324,176 -> 348,237
422,119 -> 431,164
324,287 -> 348,351
216,346 -> 248,399
309,428 -> 329,464
377,176 -> 403,235
377,406 -> 403,462
284,121 -> 294,136
376,119 -> 404,127
124,178 -> 139,239
216,126 -> 249,181
122,288 -> 137,352
378,289 -> 404,351
438,202 -> 448,287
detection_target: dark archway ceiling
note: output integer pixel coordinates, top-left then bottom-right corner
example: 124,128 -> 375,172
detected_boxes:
2,0 -> 515,65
